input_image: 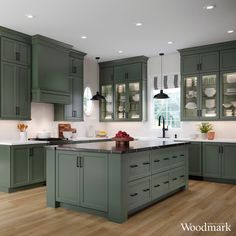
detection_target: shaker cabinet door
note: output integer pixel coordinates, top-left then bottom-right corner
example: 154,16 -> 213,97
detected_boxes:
181,54 -> 199,75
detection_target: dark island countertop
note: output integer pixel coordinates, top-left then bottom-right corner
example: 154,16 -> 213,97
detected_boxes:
47,140 -> 190,154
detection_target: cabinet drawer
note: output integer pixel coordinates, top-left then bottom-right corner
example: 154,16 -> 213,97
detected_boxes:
171,150 -> 185,168
151,149 -> 171,174
128,177 -> 151,211
128,152 -> 151,181
151,171 -> 169,200
170,167 -> 185,190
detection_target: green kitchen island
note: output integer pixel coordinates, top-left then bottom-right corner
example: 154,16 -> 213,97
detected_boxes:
46,140 -> 190,223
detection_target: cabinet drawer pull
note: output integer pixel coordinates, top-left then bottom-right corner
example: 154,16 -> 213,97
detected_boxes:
180,175 -> 185,178
154,184 -> 160,188
130,193 -> 138,197
130,164 -> 138,168
154,159 -> 160,163
142,162 -> 150,165
172,156 -> 177,159
163,181 -> 169,184
72,66 -> 77,74
180,154 -> 184,157
76,157 -> 80,167
172,178 -> 178,181
143,188 -> 150,192
163,158 -> 169,160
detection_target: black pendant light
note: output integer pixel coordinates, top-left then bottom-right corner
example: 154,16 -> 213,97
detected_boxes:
153,53 -> 169,99
91,57 -> 106,101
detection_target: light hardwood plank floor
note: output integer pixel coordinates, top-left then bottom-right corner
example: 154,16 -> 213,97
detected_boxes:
0,180 -> 235,236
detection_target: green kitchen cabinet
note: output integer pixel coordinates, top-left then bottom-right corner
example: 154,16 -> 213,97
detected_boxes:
54,50 -> 86,121
99,56 -> 148,122
179,40 -> 236,121
203,143 -> 221,178
188,142 -> 202,176
220,48 -> 236,71
203,142 -> 236,181
1,62 -> 30,120
0,144 -> 46,192
181,51 -> 219,75
56,151 -> 108,212
0,27 -> 31,120
12,147 -> 29,187
32,35 -> 72,104
221,144 -> 236,180
1,37 -> 30,66
30,147 -> 45,183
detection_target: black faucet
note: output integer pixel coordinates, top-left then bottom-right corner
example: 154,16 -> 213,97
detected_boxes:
158,116 -> 168,138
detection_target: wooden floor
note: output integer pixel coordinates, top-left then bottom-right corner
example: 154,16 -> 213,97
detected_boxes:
0,180 -> 236,236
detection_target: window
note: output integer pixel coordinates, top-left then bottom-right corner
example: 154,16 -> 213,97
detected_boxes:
83,87 -> 93,116
153,88 -> 180,128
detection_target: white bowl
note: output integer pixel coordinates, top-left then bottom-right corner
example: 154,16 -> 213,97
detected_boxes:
204,88 -> 216,97
231,101 -> 236,108
63,131 -> 73,139
185,102 -> 197,110
226,73 -> 236,83
37,131 -> 51,139
132,94 -> 140,102
223,103 -> 232,108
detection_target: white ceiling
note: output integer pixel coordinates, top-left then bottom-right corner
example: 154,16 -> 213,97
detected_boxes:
1,0 -> 236,61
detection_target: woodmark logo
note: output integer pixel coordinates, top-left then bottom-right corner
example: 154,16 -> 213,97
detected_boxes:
181,223 -> 231,232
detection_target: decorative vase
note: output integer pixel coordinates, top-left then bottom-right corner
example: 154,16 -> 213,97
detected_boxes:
201,133 -> 207,139
207,131 -> 215,140
19,131 -> 27,141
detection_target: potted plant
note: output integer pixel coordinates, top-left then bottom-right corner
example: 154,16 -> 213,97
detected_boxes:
198,122 -> 213,139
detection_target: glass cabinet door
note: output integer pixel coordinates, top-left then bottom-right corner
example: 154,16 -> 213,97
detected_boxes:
182,75 -> 199,119
200,74 -> 218,119
128,82 -> 141,120
100,85 -> 113,120
115,83 -> 127,120
221,72 -> 236,118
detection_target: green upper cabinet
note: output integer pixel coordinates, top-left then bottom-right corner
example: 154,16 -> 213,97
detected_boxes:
1,61 -> 30,120
32,35 -> 73,104
220,48 -> 236,71
99,56 -> 148,122
181,52 -> 219,75
0,27 -> 31,120
1,37 -> 30,66
179,40 -> 236,121
54,50 -> 86,121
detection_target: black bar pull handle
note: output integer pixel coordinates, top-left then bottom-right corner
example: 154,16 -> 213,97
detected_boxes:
172,178 -> 178,181
154,184 -> 160,188
130,193 -> 138,197
142,162 -> 150,165
154,159 -> 160,163
143,188 -> 150,192
172,156 -> 177,159
130,164 -> 138,168
163,181 -> 169,184
163,157 -> 169,160
180,175 -> 185,178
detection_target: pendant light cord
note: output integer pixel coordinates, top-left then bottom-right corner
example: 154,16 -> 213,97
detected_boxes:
159,53 -> 164,90
95,57 -> 100,91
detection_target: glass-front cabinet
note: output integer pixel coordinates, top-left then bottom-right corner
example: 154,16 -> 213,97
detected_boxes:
182,73 -> 219,120
221,71 -> 236,119
114,82 -> 142,120
99,56 -> 148,122
100,84 -> 114,121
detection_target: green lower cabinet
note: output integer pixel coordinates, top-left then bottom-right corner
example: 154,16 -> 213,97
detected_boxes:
11,147 -> 29,187
128,176 -> 151,211
203,143 -> 236,182
203,143 -> 221,178
151,171 -> 169,200
221,144 -> 236,180
30,147 -> 45,183
56,151 -> 79,205
170,166 -> 185,190
0,145 -> 46,192
56,151 -> 108,212
188,142 -> 202,176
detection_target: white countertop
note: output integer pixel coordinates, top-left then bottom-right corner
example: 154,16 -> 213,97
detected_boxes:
69,136 -> 111,141
0,140 -> 49,145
